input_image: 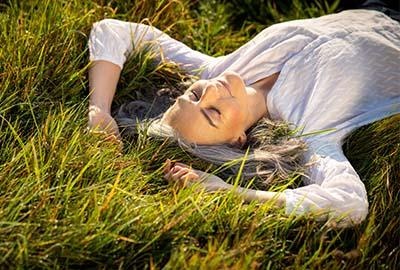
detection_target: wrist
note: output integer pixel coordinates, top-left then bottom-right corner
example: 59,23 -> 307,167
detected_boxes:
237,188 -> 285,206
89,104 -> 111,114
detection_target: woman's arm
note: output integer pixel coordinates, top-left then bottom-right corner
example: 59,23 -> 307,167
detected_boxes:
164,140 -> 369,227
88,19 -> 215,135
89,61 -> 121,114
88,19 -> 215,72
237,186 -> 285,207
163,160 -> 285,207
283,141 -> 369,227
88,60 -> 121,137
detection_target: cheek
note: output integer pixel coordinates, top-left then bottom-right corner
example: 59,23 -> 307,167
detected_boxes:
224,102 -> 247,129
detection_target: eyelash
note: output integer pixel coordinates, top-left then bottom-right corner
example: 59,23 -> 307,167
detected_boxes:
210,107 -> 221,115
191,90 -> 200,100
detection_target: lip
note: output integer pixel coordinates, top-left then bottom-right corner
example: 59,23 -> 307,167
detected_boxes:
217,79 -> 233,97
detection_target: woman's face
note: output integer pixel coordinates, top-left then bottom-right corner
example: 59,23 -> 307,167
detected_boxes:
162,71 -> 250,145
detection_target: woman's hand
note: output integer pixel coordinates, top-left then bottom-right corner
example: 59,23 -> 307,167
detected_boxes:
163,159 -> 230,192
163,160 -> 285,207
88,107 -> 121,142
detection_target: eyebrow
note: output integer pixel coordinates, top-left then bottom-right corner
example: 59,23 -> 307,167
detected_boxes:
200,108 -> 218,128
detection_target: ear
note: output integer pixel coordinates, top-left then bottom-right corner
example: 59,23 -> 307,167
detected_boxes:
230,132 -> 247,148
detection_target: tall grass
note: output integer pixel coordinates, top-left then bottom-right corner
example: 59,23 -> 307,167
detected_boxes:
0,0 -> 398,268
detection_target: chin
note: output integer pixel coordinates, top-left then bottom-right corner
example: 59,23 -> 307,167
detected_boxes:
221,71 -> 246,97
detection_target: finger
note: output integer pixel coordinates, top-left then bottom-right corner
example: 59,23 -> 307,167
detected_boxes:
170,166 -> 181,174
178,171 -> 196,188
174,162 -> 191,169
164,171 -> 185,188
114,131 -> 122,141
164,166 -> 197,187
104,134 -> 119,142
104,134 -> 123,150
88,127 -> 107,135
164,159 -> 177,174
185,171 -> 200,181
164,167 -> 184,183
180,171 -> 201,187
169,165 -> 189,177
163,159 -> 172,174
171,164 -> 191,173
172,167 -> 191,180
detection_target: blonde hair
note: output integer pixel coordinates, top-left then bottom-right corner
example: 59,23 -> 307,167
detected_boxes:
115,99 -> 307,186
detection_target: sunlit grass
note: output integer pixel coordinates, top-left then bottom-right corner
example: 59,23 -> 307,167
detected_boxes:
0,0 -> 398,268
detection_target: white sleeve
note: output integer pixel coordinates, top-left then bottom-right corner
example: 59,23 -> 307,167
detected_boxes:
284,140 -> 369,227
88,19 -> 215,74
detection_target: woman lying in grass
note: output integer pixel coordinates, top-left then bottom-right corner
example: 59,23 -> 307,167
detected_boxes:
88,3 -> 400,227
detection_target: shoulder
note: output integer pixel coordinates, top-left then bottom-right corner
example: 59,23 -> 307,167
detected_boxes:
260,9 -> 396,38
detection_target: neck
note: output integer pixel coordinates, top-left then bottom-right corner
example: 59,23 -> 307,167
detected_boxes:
245,72 -> 280,129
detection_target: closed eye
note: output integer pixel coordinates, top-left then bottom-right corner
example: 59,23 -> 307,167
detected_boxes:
191,90 -> 200,101
200,108 -> 218,128
210,107 -> 221,115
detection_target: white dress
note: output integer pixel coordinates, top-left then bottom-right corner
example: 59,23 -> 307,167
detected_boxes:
89,9 -> 400,226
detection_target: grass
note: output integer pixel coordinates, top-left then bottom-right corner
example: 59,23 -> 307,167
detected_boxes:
0,0 -> 399,268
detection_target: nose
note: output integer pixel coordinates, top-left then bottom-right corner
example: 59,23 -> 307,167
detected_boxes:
200,83 -> 219,105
